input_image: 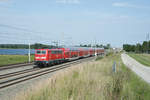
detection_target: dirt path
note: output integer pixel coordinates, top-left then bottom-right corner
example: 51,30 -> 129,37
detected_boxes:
121,53 -> 150,84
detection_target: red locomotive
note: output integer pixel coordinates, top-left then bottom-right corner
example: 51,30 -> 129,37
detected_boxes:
34,47 -> 104,67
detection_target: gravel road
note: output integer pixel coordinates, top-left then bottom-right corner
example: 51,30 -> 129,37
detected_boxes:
121,53 -> 150,84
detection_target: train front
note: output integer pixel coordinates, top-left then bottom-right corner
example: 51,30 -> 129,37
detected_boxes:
34,49 -> 49,67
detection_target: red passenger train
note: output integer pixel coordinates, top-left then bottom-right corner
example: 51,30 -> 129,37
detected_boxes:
34,47 -> 105,67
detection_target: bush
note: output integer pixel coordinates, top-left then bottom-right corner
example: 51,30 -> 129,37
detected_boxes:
95,56 -> 103,61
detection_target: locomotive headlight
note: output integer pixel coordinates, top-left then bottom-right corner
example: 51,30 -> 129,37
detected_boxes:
36,57 -> 40,59
41,57 -> 46,59
36,57 -> 46,59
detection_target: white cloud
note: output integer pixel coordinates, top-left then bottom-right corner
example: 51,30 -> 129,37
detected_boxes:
56,0 -> 80,4
112,2 -> 150,9
112,2 -> 130,7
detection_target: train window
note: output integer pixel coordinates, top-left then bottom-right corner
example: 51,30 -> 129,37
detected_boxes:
51,50 -> 62,54
36,50 -> 41,54
65,52 -> 69,55
42,51 -> 46,54
36,50 -> 46,54
59,51 -> 62,54
51,51 -> 55,54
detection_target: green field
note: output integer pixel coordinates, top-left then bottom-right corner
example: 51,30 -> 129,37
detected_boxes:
128,53 -> 150,66
15,54 -> 150,100
0,55 -> 34,66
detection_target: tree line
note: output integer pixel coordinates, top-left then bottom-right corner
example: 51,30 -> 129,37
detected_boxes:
0,43 -> 56,49
80,44 -> 111,49
0,43 -> 110,49
123,41 -> 150,53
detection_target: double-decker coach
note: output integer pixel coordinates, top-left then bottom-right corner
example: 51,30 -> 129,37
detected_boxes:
34,47 -> 105,67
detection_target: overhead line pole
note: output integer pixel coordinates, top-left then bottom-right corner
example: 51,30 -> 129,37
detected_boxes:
94,37 -> 97,56
28,43 -> 31,63
147,33 -> 149,54
28,36 -> 31,63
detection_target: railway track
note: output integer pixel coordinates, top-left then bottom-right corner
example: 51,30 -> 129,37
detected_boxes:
0,68 -> 40,79
0,62 -> 34,71
0,57 -> 94,89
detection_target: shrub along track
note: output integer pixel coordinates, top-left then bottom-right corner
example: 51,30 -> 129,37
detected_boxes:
0,57 -> 94,89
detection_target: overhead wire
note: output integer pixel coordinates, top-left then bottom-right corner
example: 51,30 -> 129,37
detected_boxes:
0,24 -> 54,44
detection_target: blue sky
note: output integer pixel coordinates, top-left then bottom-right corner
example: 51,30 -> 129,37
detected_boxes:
0,0 -> 150,47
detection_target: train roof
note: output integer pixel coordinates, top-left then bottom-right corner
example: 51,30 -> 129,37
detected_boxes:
35,47 -> 104,51
63,46 -> 104,50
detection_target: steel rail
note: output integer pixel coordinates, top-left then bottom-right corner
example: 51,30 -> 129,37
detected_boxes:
0,68 -> 40,79
0,57 -> 94,89
0,62 -> 34,71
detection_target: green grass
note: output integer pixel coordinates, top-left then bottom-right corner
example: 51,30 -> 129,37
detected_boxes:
15,54 -> 150,100
116,61 -> 150,100
95,56 -> 103,61
0,55 -> 34,66
128,53 -> 150,66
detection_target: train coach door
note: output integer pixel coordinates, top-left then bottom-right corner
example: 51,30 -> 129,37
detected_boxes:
70,50 -> 72,58
58,50 -> 62,60
51,50 -> 56,61
60,50 -> 63,59
48,51 -> 51,60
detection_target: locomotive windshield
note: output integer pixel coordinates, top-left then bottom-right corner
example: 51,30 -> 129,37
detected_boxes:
36,50 -> 46,54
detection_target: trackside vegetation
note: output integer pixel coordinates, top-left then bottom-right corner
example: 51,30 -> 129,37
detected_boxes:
0,43 -> 56,49
123,41 -> 150,53
95,56 -> 103,61
15,54 -> 150,100
128,53 -> 150,66
0,55 -> 34,66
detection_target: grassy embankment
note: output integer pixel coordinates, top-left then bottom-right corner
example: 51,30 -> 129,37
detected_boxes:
0,55 -> 34,66
15,53 -> 150,100
128,53 -> 150,66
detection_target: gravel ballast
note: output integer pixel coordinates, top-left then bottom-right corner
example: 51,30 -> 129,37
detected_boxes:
0,58 -> 95,100
121,53 -> 150,84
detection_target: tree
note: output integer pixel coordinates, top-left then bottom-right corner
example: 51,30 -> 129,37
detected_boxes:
106,44 -> 111,49
142,41 -> 148,53
87,44 -> 91,47
135,43 -> 142,53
